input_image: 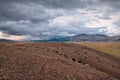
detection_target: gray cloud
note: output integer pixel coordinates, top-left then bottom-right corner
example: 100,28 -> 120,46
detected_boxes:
0,26 -> 27,36
0,0 -> 120,40
113,19 -> 120,27
0,0 -> 93,9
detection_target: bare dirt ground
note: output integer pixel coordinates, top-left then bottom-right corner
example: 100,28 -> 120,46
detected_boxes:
0,42 -> 120,80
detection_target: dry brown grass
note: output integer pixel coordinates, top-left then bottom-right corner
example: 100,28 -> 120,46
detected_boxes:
74,42 -> 120,58
0,42 -> 120,80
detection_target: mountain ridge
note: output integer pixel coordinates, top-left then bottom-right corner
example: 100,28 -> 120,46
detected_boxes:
0,34 -> 120,42
0,39 -> 14,42
30,34 -> 120,42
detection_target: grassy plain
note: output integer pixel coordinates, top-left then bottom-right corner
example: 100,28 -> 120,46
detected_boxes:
75,42 -> 120,58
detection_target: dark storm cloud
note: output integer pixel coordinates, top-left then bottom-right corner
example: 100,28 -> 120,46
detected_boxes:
0,0 -> 90,22
1,0 -> 120,9
0,0 -> 119,20
97,0 -> 120,14
0,26 -> 28,36
0,0 -> 120,40
0,3 -> 50,21
0,0 -> 92,9
98,0 -> 120,7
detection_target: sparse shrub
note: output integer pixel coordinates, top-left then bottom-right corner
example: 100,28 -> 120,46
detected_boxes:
47,49 -> 49,51
77,52 -> 80,55
61,48 -> 63,50
71,58 -> 76,61
112,65 -> 115,68
53,49 -> 59,53
63,54 -> 67,58
75,51 -> 78,53
78,60 -> 82,63
59,53 -> 62,55
84,57 -> 87,59
35,46 -> 39,48
55,50 -> 59,53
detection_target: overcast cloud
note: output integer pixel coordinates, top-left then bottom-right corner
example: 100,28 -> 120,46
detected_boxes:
0,0 -> 120,40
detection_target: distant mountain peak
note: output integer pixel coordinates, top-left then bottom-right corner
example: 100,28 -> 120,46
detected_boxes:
1,34 -> 118,42
0,39 -> 13,42
75,34 -> 88,37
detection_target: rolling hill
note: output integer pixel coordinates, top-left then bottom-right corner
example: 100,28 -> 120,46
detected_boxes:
75,42 -> 120,58
0,42 -> 120,80
110,35 -> 120,41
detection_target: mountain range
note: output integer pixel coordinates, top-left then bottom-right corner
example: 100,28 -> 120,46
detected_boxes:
0,39 -> 14,42
31,34 -> 120,42
0,34 -> 120,42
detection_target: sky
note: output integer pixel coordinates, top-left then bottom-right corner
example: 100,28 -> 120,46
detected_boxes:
0,0 -> 120,40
